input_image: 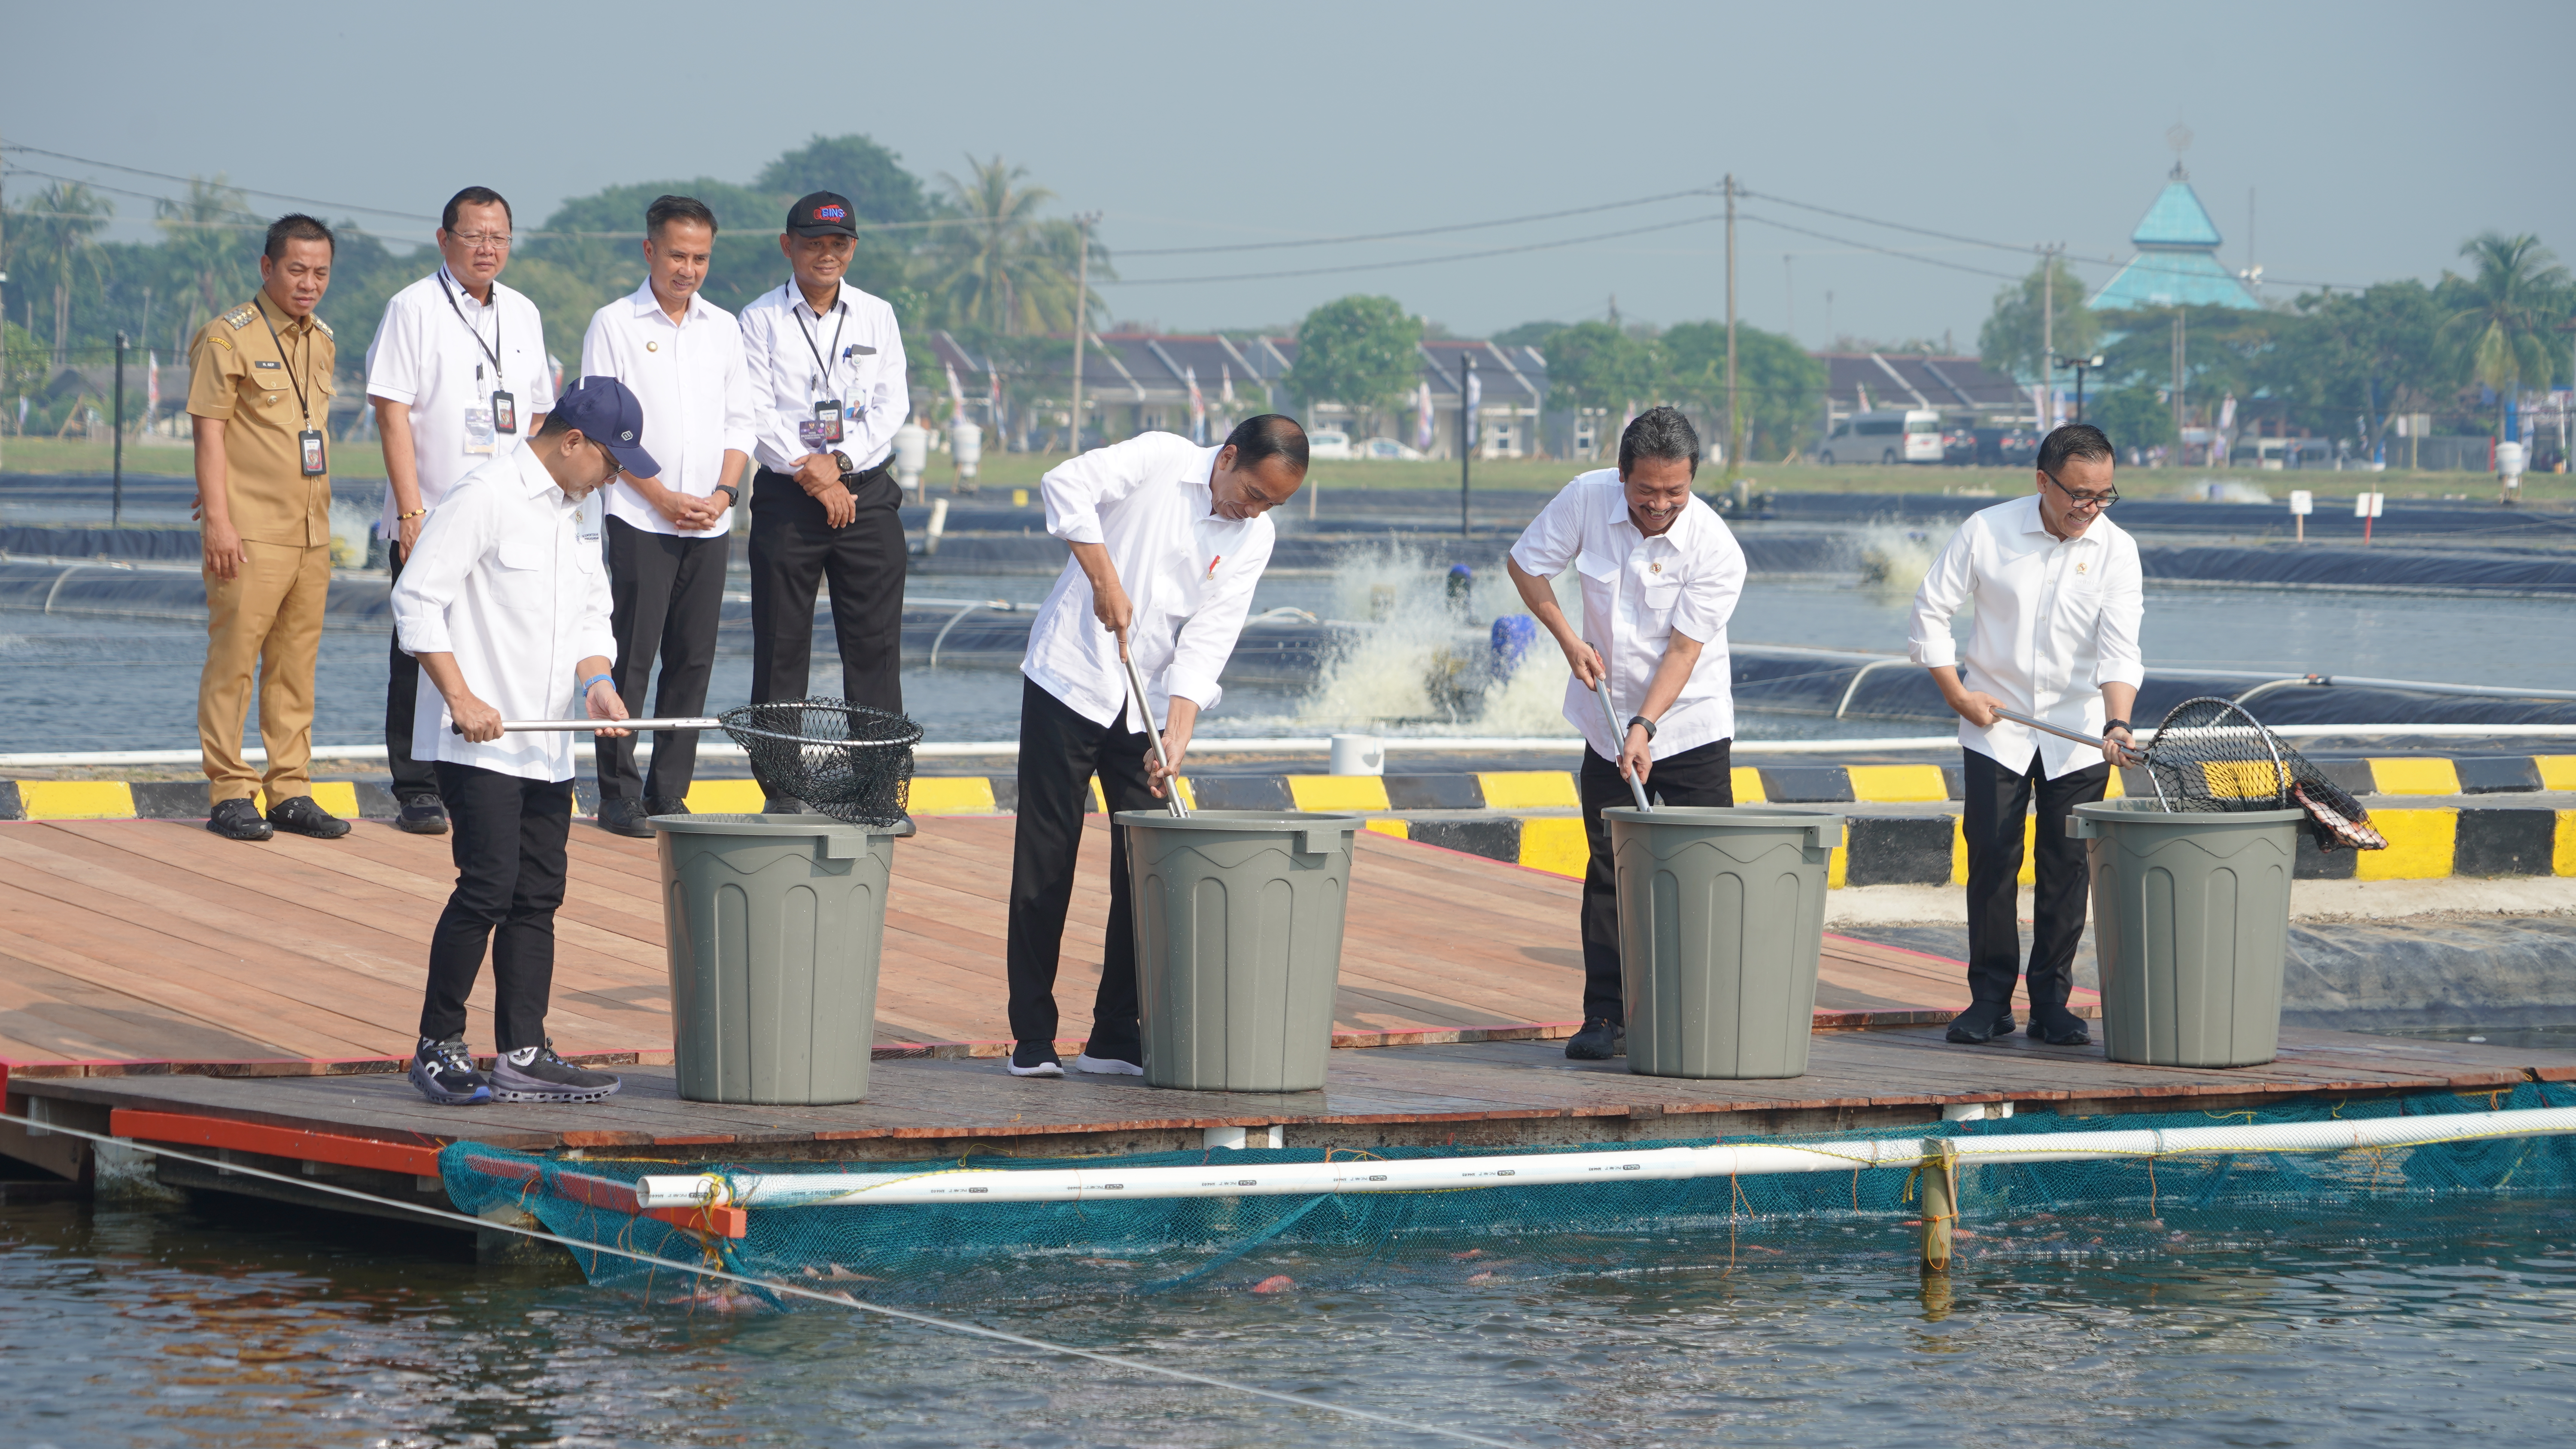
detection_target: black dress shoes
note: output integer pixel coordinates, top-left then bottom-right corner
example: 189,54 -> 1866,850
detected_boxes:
395,794 -> 449,835
1944,1002 -> 2019,1045
2027,1006 -> 2093,1047
596,798 -> 655,838
1564,1018 -> 1623,1060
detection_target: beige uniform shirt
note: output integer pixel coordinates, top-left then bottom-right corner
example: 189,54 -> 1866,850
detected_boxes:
187,292 -> 337,547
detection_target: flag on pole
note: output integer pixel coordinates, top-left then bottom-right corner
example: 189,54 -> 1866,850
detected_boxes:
987,365 -> 1002,425
2214,394 -> 2236,466
944,361 -> 966,420
1186,366 -> 1207,444
1220,364 -> 1237,411
1463,367 -> 1482,455
146,351 -> 161,423
1415,379 -> 1435,452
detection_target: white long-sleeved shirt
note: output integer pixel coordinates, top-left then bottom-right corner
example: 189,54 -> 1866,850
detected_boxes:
735,279 -> 907,476
364,267 -> 557,535
1907,493 -> 2145,778
1021,432 -> 1275,730
580,282 -> 756,538
1507,470 -> 1748,762
391,443 -> 617,783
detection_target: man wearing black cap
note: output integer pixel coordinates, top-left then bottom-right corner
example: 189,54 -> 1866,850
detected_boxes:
390,376 -> 652,1107
738,192 -> 912,827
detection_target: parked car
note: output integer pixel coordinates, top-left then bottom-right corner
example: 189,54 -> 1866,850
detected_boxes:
1307,428 -> 1354,460
1355,437 -> 1425,461
1974,426 -> 2040,468
1816,409 -> 1942,465
1939,424 -> 1980,465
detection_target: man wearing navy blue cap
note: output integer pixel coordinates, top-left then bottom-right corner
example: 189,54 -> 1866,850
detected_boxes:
391,376 -> 654,1106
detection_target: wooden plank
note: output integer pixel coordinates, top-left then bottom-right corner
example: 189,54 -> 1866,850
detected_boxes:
111,1107 -> 446,1176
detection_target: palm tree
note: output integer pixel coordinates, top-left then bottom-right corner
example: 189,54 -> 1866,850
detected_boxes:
922,156 -> 1097,335
155,177 -> 256,344
16,182 -> 112,370
2446,231 -> 2570,433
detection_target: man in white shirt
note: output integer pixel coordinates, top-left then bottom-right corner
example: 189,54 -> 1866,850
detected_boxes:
579,195 -> 755,837
1506,407 -> 1749,1062
1002,416 -> 1306,1079
367,185 -> 557,836
392,376 -> 646,1108
1907,422 -> 2144,1048
738,191 -> 909,818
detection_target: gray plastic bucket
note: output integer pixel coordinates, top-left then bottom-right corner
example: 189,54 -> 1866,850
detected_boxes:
2070,800 -> 2304,1068
653,813 -> 897,1104
1603,806 -> 1844,1079
1113,810 -> 1366,1091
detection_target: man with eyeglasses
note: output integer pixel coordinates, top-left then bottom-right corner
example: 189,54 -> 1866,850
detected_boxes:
738,192 -> 910,822
1907,422 -> 2142,1049
366,186 -> 557,836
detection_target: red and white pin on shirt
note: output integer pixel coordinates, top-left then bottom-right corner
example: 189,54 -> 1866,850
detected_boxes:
1206,555 -> 1222,580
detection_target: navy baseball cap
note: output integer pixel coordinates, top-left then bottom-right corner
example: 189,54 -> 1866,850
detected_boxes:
787,191 -> 859,238
553,376 -> 660,478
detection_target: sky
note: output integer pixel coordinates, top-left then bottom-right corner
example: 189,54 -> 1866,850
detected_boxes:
6,0 -> 2568,349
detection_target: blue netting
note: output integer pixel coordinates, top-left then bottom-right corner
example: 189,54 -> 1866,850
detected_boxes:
440,1082 -> 2576,1307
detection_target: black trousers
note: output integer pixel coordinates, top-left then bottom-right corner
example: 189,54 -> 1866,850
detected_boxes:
384,544 -> 438,803
596,516 -> 729,805
747,465 -> 904,712
1960,748 -> 2109,1014
418,761 -> 573,1052
1578,737 -> 1735,1026
1002,677 -> 1163,1061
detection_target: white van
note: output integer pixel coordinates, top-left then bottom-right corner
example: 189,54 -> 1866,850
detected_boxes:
1817,409 -> 1942,465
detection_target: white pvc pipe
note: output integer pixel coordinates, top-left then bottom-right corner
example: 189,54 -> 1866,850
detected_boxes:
631,1106 -> 2576,1210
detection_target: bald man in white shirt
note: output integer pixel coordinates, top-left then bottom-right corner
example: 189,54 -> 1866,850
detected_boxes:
1002,416 -> 1306,1079
1908,423 -> 2144,1048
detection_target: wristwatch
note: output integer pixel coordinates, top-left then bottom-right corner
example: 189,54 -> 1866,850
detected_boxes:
1626,715 -> 1656,740
830,449 -> 856,478
711,483 -> 740,506
2102,718 -> 2132,735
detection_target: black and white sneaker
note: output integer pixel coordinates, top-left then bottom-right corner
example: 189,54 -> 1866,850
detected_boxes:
489,1041 -> 622,1103
409,1036 -> 490,1106
1007,1041 -> 1064,1077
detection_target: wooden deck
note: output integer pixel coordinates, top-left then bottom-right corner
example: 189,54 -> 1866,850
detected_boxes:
0,816 -> 2030,1075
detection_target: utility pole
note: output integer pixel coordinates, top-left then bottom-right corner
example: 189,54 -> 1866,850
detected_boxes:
1066,212 -> 1100,457
2172,308 -> 2187,452
1458,354 -> 1476,537
112,332 -> 127,524
1724,173 -> 1741,482
2037,243 -> 2062,429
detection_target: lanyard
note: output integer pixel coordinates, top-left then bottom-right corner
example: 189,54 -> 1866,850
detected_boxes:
791,285 -> 847,396
253,300 -> 313,426
435,270 -> 505,385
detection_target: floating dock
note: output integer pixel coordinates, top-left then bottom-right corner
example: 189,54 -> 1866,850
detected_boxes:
3,816 -> 2571,1245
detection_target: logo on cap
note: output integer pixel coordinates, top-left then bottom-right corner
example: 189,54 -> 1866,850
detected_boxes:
815,204 -> 848,223
621,430 -> 635,441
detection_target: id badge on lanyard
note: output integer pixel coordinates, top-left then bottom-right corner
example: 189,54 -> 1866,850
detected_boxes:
464,364 -> 498,454
299,429 -> 327,477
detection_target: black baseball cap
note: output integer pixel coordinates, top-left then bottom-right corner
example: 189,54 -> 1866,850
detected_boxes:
552,376 -> 660,478
787,191 -> 859,238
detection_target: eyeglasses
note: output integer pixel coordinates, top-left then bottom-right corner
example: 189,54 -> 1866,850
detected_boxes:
449,232 -> 513,251
2041,469 -> 2120,509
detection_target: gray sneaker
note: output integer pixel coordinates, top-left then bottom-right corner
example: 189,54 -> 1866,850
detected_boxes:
489,1041 -> 622,1103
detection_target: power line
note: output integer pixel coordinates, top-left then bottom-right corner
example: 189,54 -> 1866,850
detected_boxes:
1103,212 -> 1727,287
1113,185 -> 1716,256
1738,212 -> 2034,284
4,142 -> 438,221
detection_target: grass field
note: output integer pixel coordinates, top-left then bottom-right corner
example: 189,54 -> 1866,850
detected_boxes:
5,434 -> 2566,506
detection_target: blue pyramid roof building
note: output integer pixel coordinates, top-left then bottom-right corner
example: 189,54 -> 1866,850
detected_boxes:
2088,165 -> 2258,312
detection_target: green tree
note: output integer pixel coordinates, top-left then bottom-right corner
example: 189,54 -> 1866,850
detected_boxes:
1285,294 -> 1421,436
21,182 -> 113,369
919,156 -> 1094,335
2088,384 -> 2176,456
1540,319 -> 1665,417
756,134 -> 931,224
2444,231 -> 2569,432
523,179 -> 788,323
1978,256 -> 2098,382
1660,321 -> 1826,463
2251,281 -> 2448,450
153,177 -> 255,347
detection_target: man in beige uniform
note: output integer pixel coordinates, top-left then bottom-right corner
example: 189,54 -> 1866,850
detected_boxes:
188,213 -> 352,843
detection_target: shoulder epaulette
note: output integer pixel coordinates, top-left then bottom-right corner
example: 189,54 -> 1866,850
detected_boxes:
312,317 -> 334,338
223,305 -> 258,330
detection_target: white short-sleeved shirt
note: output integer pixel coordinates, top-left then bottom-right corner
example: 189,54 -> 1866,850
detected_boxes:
390,443 -> 616,783
1906,494 -> 2146,778
1020,433 -> 1274,731
365,267 -> 557,534
1507,470 -> 1747,763
736,279 -> 908,476
580,283 -> 756,538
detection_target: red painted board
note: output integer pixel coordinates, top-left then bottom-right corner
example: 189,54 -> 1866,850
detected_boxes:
111,1108 -> 444,1177
458,1152 -> 749,1240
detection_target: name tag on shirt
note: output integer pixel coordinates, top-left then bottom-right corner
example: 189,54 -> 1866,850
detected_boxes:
464,406 -> 496,455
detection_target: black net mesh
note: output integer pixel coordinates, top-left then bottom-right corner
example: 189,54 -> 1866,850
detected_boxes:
718,700 -> 920,828
441,1082 -> 2576,1310
2140,695 -> 2385,850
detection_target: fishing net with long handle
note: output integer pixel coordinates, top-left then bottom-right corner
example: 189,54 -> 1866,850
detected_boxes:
2138,695 -> 2386,851
489,698 -> 920,829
